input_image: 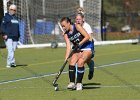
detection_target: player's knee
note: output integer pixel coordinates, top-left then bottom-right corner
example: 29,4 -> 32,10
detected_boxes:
77,58 -> 86,67
69,59 -> 77,65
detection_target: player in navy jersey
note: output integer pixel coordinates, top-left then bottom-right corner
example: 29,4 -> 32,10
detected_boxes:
60,17 -> 93,90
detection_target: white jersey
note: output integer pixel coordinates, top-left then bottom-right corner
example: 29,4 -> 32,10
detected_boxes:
83,22 -> 97,41
83,22 -> 93,34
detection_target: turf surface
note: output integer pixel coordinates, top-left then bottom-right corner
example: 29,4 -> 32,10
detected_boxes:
0,44 -> 140,100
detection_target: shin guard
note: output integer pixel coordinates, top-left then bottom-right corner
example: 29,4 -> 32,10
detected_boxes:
76,67 -> 85,83
69,65 -> 76,83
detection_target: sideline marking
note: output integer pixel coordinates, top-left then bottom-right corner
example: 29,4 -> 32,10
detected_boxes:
95,59 -> 140,69
0,60 -> 63,71
86,85 -> 140,88
0,85 -> 140,90
0,59 -> 140,85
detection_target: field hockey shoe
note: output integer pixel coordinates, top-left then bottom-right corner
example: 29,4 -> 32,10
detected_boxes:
6,65 -> 11,68
76,83 -> 83,90
11,63 -> 16,67
67,82 -> 76,89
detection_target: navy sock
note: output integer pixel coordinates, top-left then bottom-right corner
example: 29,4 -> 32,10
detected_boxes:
69,65 -> 76,83
77,67 -> 85,83
87,60 -> 94,71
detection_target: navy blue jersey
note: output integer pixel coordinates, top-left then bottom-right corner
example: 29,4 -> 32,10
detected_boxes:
66,24 -> 84,45
66,24 -> 93,51
1,13 -> 20,41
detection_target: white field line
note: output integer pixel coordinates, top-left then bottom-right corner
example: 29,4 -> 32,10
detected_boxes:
0,85 -> 140,90
0,59 -> 140,85
17,39 -> 139,48
94,59 -> 140,69
83,85 -> 140,88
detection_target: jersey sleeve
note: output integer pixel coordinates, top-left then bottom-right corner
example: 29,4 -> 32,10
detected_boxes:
83,23 -> 93,34
0,17 -> 7,35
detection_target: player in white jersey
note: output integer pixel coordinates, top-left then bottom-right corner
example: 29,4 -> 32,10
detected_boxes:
75,12 -> 95,80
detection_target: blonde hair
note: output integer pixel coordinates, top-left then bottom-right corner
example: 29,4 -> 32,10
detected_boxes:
76,7 -> 85,15
76,7 -> 85,21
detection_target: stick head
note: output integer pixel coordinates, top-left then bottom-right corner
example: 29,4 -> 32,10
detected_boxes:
54,84 -> 59,91
54,86 -> 59,91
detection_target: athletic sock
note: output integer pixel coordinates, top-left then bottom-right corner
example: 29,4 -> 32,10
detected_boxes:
77,67 -> 85,83
69,65 -> 76,83
87,60 -> 94,71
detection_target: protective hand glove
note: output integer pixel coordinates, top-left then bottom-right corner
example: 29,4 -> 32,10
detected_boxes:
72,44 -> 81,51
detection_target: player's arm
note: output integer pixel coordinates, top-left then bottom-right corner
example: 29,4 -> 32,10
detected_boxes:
1,17 -> 8,40
87,27 -> 97,42
87,26 -> 93,41
75,24 -> 89,45
63,33 -> 71,61
84,23 -> 94,41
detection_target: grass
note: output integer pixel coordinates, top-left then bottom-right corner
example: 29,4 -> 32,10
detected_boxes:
0,44 -> 140,100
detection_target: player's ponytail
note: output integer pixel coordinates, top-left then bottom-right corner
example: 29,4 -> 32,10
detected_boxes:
76,7 -> 85,15
76,7 -> 85,22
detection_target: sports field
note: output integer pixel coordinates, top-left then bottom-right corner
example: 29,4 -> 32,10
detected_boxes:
0,44 -> 140,100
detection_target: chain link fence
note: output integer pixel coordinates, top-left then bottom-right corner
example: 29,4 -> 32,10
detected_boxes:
5,0 -> 101,44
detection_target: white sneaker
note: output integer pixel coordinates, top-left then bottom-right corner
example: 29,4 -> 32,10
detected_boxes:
6,65 -> 11,68
76,83 -> 83,90
67,82 -> 76,89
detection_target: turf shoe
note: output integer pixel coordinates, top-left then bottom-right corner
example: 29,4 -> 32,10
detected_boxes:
76,83 -> 83,90
67,82 -> 76,89
6,65 -> 11,68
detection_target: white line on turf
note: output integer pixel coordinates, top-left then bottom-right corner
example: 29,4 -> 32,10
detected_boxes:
95,59 -> 140,69
83,85 -> 140,88
0,59 -> 140,85
0,85 -> 140,90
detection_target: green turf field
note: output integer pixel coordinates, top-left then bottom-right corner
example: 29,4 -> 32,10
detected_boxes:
0,44 -> 140,100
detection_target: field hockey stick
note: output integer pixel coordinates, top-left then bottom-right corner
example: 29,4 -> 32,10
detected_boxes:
52,48 -> 75,90
58,22 -> 64,32
58,22 -> 66,36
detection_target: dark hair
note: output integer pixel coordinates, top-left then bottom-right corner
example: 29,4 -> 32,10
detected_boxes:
76,13 -> 84,18
60,17 -> 72,24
